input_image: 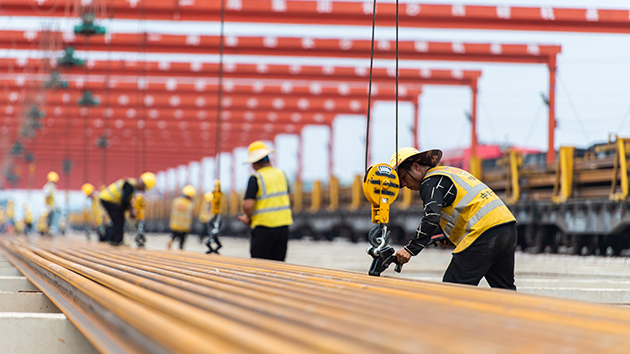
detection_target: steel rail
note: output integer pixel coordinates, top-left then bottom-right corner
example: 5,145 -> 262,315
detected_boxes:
4,238 -> 630,353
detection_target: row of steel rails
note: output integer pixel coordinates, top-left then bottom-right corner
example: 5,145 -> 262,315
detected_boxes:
2,237 -> 630,353
482,137 -> 630,204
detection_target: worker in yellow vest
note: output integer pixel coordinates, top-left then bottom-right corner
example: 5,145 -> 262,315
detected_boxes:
199,189 -> 223,254
167,185 -> 196,250
238,141 -> 293,261
0,207 -> 5,233
198,192 -> 213,242
82,183 -> 107,241
23,205 -> 33,235
390,147 -> 517,290
132,193 -> 147,247
43,171 -> 59,235
6,200 -> 14,234
99,172 -> 156,246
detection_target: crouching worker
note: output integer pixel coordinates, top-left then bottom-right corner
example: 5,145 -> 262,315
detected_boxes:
391,147 -> 518,290
99,172 -> 156,246
167,185 -> 196,250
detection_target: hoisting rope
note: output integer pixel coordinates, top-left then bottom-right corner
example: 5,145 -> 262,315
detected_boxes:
103,0 -> 113,184
364,0 -> 399,171
364,0 -> 377,172
214,0 -> 226,181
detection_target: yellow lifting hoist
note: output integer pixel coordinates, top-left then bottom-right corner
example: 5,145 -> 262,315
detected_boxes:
362,0 -> 404,276
363,164 -> 402,276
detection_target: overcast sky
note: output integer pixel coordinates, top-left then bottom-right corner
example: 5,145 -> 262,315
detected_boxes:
3,0 -> 630,198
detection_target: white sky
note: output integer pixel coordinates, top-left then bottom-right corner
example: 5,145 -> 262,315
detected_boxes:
3,0 -> 630,212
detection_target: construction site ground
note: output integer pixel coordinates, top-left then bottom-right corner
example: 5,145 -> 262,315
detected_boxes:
125,232 -> 630,305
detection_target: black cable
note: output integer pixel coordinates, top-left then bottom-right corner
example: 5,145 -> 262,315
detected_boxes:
103,0 -> 113,184
364,0 -> 377,171
214,0 -> 226,180
395,0 -> 399,170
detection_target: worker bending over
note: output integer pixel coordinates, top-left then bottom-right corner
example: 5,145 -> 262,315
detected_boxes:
391,147 -> 517,290
167,185 -> 196,250
99,172 -> 155,246
239,141 -> 293,261
43,171 -> 59,235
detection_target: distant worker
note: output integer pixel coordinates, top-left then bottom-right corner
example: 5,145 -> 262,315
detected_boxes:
390,147 -> 517,290
238,141 -> 293,261
6,200 -> 14,234
198,192 -> 213,242
132,192 -> 147,248
99,172 -> 156,246
82,183 -> 106,241
43,171 -> 59,235
0,207 -> 6,233
199,186 -> 223,254
23,205 -> 33,234
167,185 -> 196,250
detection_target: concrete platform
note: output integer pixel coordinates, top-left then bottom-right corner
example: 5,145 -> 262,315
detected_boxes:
0,292 -> 61,313
0,313 -> 98,354
0,252 -> 98,354
0,276 -> 39,292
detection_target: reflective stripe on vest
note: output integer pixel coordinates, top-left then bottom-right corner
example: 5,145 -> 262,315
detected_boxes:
169,197 -> 194,232
99,178 -> 136,205
424,166 -> 516,253
250,166 -> 293,229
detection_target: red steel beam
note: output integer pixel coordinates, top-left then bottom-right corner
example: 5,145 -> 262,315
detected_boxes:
0,61 -> 480,87
4,1 -> 630,34
0,31 -> 561,65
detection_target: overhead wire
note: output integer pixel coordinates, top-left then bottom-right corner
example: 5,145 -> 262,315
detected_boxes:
103,0 -> 114,185
364,0 -> 377,171
213,0 -> 226,181
395,0 -> 399,170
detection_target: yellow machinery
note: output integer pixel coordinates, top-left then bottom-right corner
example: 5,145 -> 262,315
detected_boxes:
362,163 -> 401,276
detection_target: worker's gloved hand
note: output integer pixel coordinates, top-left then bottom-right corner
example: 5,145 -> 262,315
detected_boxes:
129,208 -> 137,219
429,234 -> 455,248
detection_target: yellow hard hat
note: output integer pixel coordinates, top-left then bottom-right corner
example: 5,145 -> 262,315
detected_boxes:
182,185 -> 196,198
204,192 -> 213,202
140,172 -> 156,190
47,171 -> 59,183
244,140 -> 275,164
81,183 -> 95,197
389,147 -> 443,170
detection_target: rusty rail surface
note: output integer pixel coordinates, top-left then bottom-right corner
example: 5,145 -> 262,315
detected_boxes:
2,237 -> 630,353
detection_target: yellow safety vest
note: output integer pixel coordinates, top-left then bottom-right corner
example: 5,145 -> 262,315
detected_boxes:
250,166 -> 293,229
133,193 -> 146,221
91,196 -> 104,226
24,209 -> 33,224
6,203 -> 14,220
99,178 -> 137,205
198,200 -> 212,223
169,197 -> 194,232
43,182 -> 56,207
424,166 -> 516,253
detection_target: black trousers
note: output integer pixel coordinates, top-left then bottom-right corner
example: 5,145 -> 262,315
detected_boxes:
101,200 -> 125,245
443,222 -> 517,290
171,231 -> 187,250
250,225 -> 289,261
